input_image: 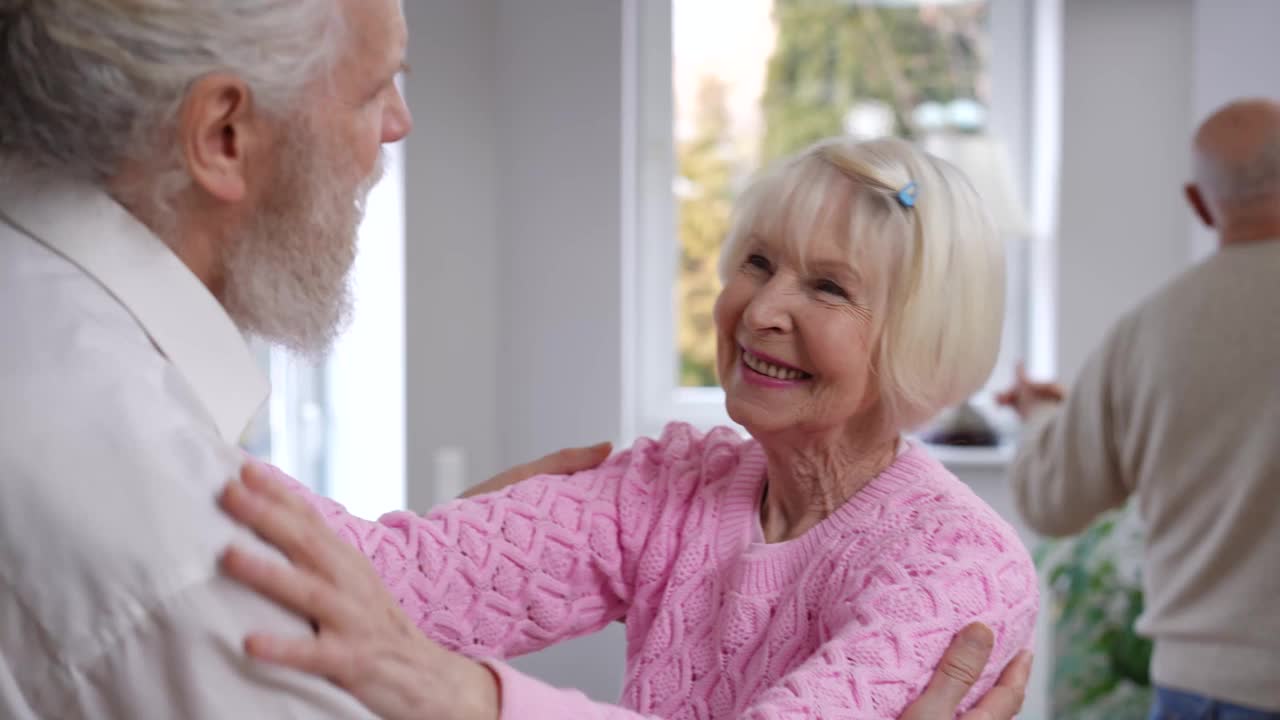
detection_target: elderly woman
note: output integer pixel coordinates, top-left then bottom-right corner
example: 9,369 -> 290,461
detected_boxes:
220,136 -> 1038,719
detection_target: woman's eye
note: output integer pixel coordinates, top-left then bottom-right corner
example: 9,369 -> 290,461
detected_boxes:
745,254 -> 771,272
816,279 -> 849,299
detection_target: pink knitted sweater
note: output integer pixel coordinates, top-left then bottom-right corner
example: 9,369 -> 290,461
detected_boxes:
286,423 -> 1038,719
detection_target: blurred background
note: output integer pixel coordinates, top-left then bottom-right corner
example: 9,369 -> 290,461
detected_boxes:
243,0 -> 1279,716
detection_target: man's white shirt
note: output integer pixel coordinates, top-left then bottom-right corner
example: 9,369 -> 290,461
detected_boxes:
0,180 -> 376,718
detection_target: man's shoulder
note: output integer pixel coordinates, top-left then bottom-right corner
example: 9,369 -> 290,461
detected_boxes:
1105,246 -> 1280,374
0,249 -> 249,671
0,399 -> 249,675
0,214 -> 220,465
0,220 -> 162,382
1128,242 -> 1280,320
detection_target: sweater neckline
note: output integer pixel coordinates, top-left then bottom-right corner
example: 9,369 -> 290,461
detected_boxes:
714,439 -> 938,594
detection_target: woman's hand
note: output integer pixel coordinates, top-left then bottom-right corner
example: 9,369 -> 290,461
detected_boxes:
218,461 -> 499,720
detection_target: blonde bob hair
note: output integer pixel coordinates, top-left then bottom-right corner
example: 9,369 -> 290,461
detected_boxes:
718,136 -> 1005,431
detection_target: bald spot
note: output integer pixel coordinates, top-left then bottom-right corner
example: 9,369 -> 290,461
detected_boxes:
1193,98 -> 1280,206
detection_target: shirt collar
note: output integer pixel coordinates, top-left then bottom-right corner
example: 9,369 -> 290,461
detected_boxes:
0,180 -> 269,443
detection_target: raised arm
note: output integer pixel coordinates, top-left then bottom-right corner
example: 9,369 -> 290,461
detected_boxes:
1007,324 -> 1135,537
263,438 -> 676,659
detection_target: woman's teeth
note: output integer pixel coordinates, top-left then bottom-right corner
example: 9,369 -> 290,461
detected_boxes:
742,351 -> 810,381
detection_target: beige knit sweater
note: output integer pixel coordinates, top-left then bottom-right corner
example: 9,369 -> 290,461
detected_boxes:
1010,239 -> 1280,711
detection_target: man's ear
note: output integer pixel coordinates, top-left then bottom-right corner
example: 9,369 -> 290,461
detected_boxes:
178,73 -> 261,203
1184,183 -> 1215,229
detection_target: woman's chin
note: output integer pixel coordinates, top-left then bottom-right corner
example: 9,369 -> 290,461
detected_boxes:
724,392 -> 789,435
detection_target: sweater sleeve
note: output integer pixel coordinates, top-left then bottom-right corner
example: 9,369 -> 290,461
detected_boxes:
471,502 -> 1040,720
273,423 -> 712,660
1009,319 -> 1134,537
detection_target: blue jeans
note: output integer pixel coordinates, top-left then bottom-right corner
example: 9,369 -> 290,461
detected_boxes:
1149,686 -> 1280,720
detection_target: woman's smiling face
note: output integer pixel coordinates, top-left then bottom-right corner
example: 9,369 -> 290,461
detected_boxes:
713,135 -> 1006,438
714,215 -> 881,438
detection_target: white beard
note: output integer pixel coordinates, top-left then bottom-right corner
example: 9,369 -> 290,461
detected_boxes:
221,124 -> 385,361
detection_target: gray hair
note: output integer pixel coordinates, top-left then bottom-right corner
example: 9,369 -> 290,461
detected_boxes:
1196,136 -> 1280,204
0,0 -> 344,187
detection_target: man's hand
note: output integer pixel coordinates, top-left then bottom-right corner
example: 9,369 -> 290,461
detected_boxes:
459,442 -> 613,499
220,464 -> 501,720
902,623 -> 1033,720
996,362 -> 1066,421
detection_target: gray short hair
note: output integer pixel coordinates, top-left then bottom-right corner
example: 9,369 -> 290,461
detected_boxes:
0,1 -> 344,185
1196,136 -> 1280,204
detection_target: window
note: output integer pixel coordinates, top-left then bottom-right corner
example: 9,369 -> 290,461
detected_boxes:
626,0 -> 1041,441
241,341 -> 328,493
241,141 -> 407,518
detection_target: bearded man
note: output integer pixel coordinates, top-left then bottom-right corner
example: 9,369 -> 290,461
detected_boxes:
0,1 -> 412,716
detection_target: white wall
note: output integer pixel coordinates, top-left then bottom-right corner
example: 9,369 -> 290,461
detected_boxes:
1046,0 -> 1280,363
494,0 -> 629,466
402,0 -> 631,499
403,0 -> 502,510
1053,0 -> 1280,374
493,0 -> 631,700
1055,0 -> 1193,382
1189,0 -> 1280,259
402,0 -> 632,701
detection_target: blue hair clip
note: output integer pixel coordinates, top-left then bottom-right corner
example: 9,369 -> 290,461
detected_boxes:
896,181 -> 918,209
